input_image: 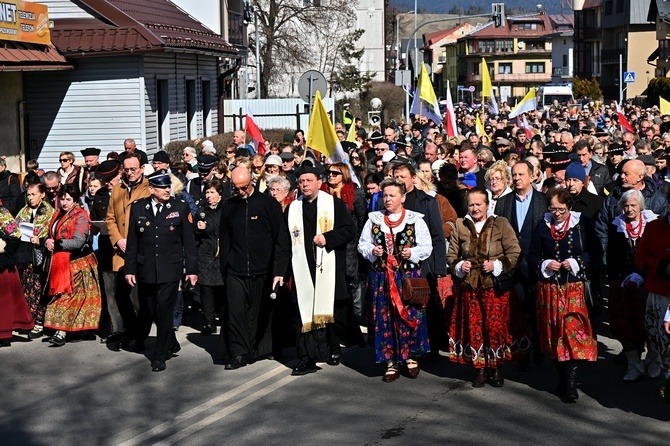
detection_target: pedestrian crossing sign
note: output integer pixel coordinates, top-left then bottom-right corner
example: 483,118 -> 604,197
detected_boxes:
623,72 -> 635,83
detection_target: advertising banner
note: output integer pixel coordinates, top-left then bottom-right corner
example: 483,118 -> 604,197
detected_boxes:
0,1 -> 50,45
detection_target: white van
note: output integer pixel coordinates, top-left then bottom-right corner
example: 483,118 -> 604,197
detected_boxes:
537,86 -> 574,110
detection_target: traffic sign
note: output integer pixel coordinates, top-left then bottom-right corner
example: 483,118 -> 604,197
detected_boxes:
468,86 -> 475,92
298,70 -> 327,104
623,71 -> 636,83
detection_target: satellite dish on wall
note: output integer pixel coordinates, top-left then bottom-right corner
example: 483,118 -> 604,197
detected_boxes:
518,41 -> 525,49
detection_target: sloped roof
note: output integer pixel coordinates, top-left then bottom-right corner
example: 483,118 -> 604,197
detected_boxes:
648,0 -> 670,22
0,41 -> 72,72
465,13 -> 570,39
424,23 -> 475,48
51,0 -> 237,56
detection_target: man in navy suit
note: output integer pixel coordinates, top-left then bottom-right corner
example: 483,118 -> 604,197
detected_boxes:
494,161 -> 547,367
125,170 -> 198,372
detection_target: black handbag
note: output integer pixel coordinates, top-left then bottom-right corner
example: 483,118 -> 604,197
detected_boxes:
487,218 -> 516,293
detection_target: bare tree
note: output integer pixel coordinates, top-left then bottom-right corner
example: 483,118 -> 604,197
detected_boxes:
250,0 -> 360,98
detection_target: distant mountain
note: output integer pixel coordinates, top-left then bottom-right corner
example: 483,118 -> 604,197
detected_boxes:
389,0 -> 567,15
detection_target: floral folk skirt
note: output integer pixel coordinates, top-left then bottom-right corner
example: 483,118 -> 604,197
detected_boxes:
44,253 -> 102,332
608,279 -> 647,346
645,292 -> 670,378
20,264 -> 46,325
536,281 -> 597,362
369,269 -> 429,364
448,286 -> 530,369
0,267 -> 33,339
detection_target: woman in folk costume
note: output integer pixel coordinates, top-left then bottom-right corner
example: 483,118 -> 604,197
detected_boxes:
358,178 -> 433,383
287,164 -> 359,376
14,181 -> 55,339
528,187 -> 598,403
446,187 -> 523,388
606,189 -> 658,382
634,185 -> 670,402
43,184 -> 102,347
0,201 -> 33,347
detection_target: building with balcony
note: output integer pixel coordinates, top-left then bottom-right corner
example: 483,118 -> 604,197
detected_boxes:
574,0 -> 603,82
599,0 -> 655,100
448,12 -> 573,105
422,23 -> 476,97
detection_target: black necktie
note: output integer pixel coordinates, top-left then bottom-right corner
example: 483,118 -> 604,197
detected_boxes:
155,204 -> 162,216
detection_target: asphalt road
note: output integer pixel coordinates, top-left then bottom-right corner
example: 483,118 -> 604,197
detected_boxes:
1,317 -> 668,446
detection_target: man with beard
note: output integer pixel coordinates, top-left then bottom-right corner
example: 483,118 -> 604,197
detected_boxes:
286,163 -> 362,375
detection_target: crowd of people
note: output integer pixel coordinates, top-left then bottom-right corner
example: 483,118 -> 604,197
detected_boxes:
2,99 -> 670,403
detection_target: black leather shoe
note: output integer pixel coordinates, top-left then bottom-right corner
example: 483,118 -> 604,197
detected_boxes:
327,351 -> 342,366
151,360 -> 166,372
200,325 -> 213,336
225,355 -> 248,370
106,332 -> 125,344
291,360 -> 318,376
49,333 -> 66,347
472,368 -> 487,388
168,344 -> 181,359
0,339 -> 11,347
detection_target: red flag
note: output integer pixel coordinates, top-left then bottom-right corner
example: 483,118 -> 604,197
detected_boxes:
245,108 -> 266,155
615,101 -> 634,134
521,114 -> 533,139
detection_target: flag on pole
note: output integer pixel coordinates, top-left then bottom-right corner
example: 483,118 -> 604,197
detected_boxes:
306,91 -> 360,186
509,88 -> 537,119
660,97 -> 670,115
346,116 -> 358,142
245,107 -> 266,155
615,101 -> 634,134
481,58 -> 498,115
445,81 -> 459,137
410,63 -> 442,125
481,58 -> 492,99
475,113 -> 486,136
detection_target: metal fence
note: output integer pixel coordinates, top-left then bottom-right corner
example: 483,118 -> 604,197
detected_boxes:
222,98 -> 335,132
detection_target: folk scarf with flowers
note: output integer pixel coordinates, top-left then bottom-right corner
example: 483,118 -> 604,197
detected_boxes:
47,204 -> 90,295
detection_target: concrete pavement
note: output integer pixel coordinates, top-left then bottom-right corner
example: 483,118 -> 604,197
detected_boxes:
1,320 -> 668,446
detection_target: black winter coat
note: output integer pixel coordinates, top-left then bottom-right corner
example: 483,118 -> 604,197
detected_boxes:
196,204 -> 224,286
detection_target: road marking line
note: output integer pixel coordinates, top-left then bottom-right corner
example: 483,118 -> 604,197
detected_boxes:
117,365 -> 288,446
152,374 -> 297,446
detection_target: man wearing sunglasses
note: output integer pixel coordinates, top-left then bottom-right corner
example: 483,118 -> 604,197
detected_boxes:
218,166 -> 290,370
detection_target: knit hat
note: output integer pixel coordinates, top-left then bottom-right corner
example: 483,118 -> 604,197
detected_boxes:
152,150 -> 171,164
565,162 -> 586,183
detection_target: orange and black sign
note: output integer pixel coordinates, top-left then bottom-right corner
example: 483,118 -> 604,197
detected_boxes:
0,0 -> 50,45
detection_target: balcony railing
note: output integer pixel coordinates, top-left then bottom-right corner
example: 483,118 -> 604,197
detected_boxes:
601,48 -> 624,63
493,73 -> 551,82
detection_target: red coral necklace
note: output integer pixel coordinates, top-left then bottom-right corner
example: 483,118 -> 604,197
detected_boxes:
550,214 -> 571,241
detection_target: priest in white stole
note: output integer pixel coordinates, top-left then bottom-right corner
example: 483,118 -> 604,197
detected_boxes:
287,164 -> 357,376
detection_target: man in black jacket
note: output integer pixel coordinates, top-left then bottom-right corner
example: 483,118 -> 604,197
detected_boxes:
565,162 -> 603,221
574,139 -> 610,196
0,158 -> 21,215
125,170 -> 198,372
219,166 -> 290,370
495,161 -> 547,366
